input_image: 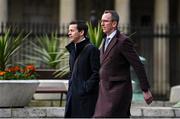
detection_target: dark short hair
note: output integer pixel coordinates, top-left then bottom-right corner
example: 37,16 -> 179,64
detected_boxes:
69,20 -> 88,36
104,10 -> 119,25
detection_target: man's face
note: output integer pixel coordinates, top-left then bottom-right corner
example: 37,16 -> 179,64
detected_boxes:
68,24 -> 82,43
101,13 -> 117,35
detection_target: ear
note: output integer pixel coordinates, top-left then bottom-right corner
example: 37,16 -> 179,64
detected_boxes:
112,21 -> 118,28
80,30 -> 84,36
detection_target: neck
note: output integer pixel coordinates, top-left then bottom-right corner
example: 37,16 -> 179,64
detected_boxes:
75,37 -> 85,44
106,29 -> 116,36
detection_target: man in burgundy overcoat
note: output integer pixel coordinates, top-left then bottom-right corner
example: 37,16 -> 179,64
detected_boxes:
93,10 -> 153,118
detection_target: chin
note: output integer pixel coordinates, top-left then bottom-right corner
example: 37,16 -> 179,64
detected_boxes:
69,39 -> 74,42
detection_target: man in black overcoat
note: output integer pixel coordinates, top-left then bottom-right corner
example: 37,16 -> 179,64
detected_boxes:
64,20 -> 100,118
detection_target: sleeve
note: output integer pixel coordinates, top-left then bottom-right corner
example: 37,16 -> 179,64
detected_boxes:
120,38 -> 150,92
85,46 -> 100,93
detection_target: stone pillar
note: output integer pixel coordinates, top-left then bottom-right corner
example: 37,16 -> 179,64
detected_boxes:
0,0 -> 7,30
115,0 -> 130,33
59,0 -> 75,25
154,0 -> 169,96
0,0 -> 7,23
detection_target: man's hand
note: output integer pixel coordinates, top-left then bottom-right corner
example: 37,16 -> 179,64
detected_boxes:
143,90 -> 153,105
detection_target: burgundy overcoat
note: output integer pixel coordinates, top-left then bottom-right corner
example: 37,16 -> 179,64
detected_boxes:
93,31 -> 150,118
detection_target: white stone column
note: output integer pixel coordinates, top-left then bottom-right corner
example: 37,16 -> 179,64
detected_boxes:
59,0 -> 75,25
154,0 -> 169,96
0,0 -> 7,23
115,0 -> 130,33
0,0 -> 7,32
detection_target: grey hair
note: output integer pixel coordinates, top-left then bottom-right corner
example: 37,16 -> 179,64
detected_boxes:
104,10 -> 119,26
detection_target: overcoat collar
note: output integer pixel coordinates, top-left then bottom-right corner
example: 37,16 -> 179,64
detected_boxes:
66,42 -> 75,53
66,37 -> 90,53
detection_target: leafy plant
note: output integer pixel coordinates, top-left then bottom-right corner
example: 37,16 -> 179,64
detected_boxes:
87,22 -> 103,48
25,33 -> 67,69
0,28 -> 30,71
24,33 -> 69,78
0,28 -> 36,80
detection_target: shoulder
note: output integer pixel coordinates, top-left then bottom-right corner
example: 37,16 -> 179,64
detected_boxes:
116,32 -> 134,45
88,43 -> 99,52
116,32 -> 128,42
85,43 -> 100,56
66,42 -> 74,52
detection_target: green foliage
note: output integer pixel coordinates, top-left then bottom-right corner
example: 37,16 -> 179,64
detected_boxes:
87,22 -> 103,48
0,29 -> 30,71
25,33 -> 67,69
24,33 -> 69,78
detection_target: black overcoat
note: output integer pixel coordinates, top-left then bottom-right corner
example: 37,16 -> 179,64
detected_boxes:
64,39 -> 100,118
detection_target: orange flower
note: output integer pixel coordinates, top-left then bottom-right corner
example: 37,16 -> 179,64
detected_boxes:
25,65 -> 36,72
6,66 -> 20,72
1,65 -> 36,80
0,71 -> 6,76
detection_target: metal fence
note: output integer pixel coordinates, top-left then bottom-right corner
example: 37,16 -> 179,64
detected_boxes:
1,22 -> 180,100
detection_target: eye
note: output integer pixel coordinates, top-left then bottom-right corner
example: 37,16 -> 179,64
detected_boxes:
100,20 -> 112,23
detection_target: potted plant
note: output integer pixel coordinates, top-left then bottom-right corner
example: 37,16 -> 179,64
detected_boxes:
0,29 -> 39,107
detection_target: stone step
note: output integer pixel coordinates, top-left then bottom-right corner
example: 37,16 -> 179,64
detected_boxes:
0,106 -> 180,118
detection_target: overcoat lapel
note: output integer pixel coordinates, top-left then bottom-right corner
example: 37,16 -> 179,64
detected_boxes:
100,39 -> 105,64
100,37 -> 118,64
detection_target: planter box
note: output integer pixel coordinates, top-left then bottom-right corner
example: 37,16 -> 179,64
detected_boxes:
0,80 -> 39,107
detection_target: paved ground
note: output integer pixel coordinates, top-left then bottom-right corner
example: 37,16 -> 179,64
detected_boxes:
0,101 -> 179,118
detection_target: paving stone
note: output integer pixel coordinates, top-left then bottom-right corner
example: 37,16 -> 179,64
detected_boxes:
142,107 -> 174,117
174,108 -> 180,117
131,101 -> 147,107
150,101 -> 164,106
12,108 -> 30,118
0,109 -> 11,117
12,108 -> 46,118
164,101 -> 176,107
131,101 -> 164,107
131,107 -> 142,117
26,108 -> 46,117
47,107 -> 65,117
